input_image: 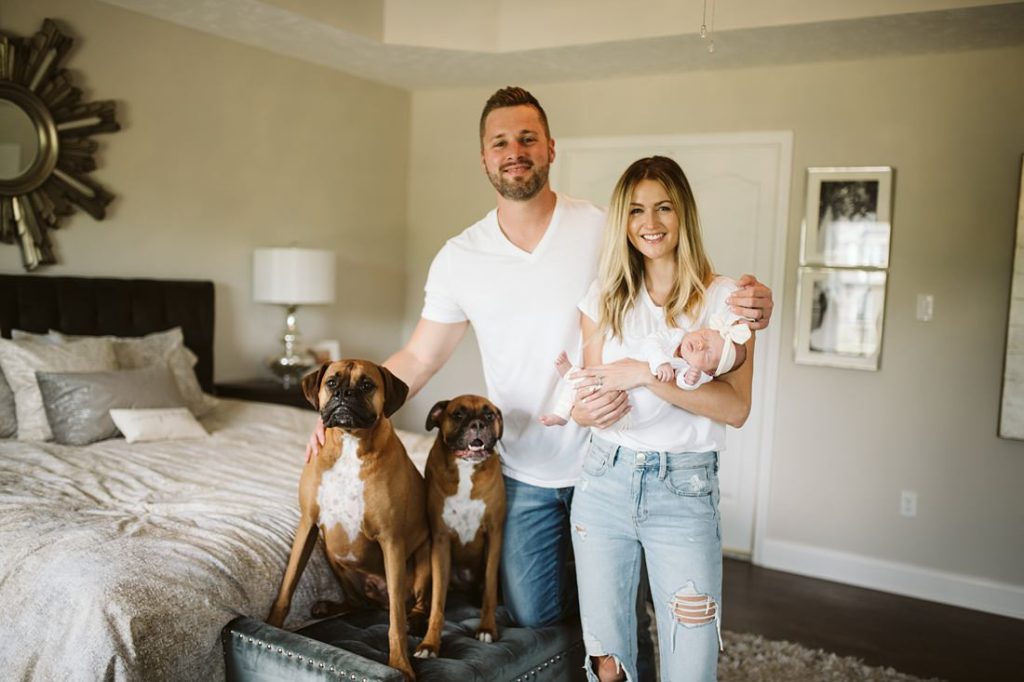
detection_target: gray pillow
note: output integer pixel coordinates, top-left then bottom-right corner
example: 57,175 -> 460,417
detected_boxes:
36,364 -> 186,446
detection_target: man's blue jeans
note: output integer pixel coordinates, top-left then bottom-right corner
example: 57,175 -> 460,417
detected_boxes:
499,475 -> 575,628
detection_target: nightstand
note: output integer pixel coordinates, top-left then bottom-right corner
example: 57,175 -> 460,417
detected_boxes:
215,379 -> 312,410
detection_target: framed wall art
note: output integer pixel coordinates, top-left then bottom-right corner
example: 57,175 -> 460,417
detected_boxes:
795,267 -> 888,371
999,155 -> 1024,439
801,167 -> 893,268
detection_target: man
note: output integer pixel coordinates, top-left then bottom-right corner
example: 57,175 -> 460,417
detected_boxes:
308,87 -> 774,629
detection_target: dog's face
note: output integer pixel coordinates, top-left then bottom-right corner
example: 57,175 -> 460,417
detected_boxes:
426,395 -> 503,460
301,360 -> 409,430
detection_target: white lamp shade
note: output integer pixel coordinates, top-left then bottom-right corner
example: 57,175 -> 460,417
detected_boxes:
253,248 -> 335,305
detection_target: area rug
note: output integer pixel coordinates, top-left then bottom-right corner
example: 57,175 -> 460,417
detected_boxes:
716,630 -> 945,682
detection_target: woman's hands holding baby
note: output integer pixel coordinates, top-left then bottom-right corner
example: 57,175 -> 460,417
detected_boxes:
575,358 -> 653,392
569,359 -> 651,429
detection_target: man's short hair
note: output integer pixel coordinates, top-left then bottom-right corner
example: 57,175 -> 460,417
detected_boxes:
479,86 -> 550,143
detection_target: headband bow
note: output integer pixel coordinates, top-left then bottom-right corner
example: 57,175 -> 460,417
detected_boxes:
709,313 -> 751,376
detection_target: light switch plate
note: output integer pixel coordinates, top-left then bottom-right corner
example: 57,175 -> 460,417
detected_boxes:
916,294 -> 934,322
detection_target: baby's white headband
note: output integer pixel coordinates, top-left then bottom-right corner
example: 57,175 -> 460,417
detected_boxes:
710,313 -> 752,376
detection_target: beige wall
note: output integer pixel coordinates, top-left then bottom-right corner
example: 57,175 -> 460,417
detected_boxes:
0,0 -> 410,381
403,47 -> 1024,586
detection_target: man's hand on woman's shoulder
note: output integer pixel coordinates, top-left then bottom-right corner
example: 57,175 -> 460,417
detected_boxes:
728,274 -> 774,331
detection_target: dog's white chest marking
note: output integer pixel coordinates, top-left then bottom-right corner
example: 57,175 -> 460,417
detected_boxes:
317,433 -> 365,542
442,459 -> 487,546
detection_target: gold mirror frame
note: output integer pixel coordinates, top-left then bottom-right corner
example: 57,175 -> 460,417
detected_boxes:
0,19 -> 120,270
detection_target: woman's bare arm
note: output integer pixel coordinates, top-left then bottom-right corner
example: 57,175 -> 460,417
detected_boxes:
570,312 -> 630,429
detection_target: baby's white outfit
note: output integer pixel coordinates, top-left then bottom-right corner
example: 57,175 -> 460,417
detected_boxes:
548,363 -> 580,423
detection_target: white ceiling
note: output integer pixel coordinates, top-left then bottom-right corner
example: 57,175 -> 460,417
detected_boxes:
96,0 -> 1024,89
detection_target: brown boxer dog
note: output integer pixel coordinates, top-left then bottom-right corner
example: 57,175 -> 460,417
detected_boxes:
268,360 -> 429,681
414,395 -> 505,659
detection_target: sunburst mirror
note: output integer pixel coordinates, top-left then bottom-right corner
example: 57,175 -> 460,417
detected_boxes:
0,19 -> 119,270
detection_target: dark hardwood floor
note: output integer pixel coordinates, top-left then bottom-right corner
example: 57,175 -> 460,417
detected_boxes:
721,558 -> 1022,681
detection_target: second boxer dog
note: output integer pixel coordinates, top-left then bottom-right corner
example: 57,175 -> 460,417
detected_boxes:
414,395 -> 505,659
267,360 -> 429,681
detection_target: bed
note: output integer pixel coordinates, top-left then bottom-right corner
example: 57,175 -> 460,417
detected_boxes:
0,274 -> 435,681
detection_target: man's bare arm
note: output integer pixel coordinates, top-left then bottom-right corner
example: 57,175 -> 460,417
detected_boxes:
383,318 -> 469,399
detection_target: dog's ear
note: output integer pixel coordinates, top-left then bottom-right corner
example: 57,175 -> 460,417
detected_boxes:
425,400 -> 449,431
492,404 -> 503,441
301,363 -> 330,410
377,365 -> 409,418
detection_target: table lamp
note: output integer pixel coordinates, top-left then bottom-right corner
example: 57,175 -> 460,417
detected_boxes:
253,247 -> 335,387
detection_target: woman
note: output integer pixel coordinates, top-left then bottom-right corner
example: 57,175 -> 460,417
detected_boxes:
571,156 -> 755,681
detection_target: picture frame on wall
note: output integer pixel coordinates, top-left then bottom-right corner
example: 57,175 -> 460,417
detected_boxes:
795,267 -> 888,371
999,155 -> 1024,440
801,167 -> 894,268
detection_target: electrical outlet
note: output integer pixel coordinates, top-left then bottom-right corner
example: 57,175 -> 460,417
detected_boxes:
900,490 -> 918,518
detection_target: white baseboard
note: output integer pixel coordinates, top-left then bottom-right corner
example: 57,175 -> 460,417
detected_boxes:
757,538 -> 1024,620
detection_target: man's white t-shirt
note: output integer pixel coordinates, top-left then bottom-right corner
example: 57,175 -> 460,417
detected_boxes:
578,276 -> 741,454
421,194 -> 606,487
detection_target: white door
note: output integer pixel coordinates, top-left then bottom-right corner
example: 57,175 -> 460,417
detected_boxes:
552,132 -> 791,555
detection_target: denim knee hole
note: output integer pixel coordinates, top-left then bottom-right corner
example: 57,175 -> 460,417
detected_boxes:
669,580 -> 723,652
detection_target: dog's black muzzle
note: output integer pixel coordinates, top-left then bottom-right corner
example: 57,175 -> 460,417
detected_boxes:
450,418 -> 499,453
322,394 -> 377,429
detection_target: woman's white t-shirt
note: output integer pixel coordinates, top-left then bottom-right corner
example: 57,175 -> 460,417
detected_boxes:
578,276 -> 741,454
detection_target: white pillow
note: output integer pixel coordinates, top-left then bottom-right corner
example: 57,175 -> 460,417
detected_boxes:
50,328 -> 217,417
0,337 -> 118,441
109,407 -> 208,443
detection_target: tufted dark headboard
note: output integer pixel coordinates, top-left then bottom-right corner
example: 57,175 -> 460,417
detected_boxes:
0,274 -> 215,392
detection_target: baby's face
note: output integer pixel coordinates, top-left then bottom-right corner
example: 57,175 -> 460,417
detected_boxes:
678,328 -> 725,374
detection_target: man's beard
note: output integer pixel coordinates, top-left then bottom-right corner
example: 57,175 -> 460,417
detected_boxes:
487,160 -> 549,201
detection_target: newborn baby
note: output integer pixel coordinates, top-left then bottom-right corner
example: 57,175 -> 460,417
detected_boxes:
643,314 -> 751,390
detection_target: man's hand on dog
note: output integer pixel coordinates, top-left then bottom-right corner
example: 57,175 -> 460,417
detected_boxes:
305,417 -> 326,462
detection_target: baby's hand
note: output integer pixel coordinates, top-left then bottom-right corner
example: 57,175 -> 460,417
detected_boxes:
539,414 -> 568,427
655,363 -> 675,383
682,367 -> 702,386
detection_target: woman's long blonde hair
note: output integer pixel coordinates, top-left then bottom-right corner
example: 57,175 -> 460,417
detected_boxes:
596,156 -> 714,341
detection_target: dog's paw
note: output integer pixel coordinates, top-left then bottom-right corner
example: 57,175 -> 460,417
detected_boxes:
476,631 -> 494,643
413,646 -> 437,659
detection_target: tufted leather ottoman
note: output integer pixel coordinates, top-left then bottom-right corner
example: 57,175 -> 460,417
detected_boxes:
223,596 -> 585,681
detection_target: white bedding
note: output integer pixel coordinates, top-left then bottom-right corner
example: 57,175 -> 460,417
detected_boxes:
0,398 -> 435,681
